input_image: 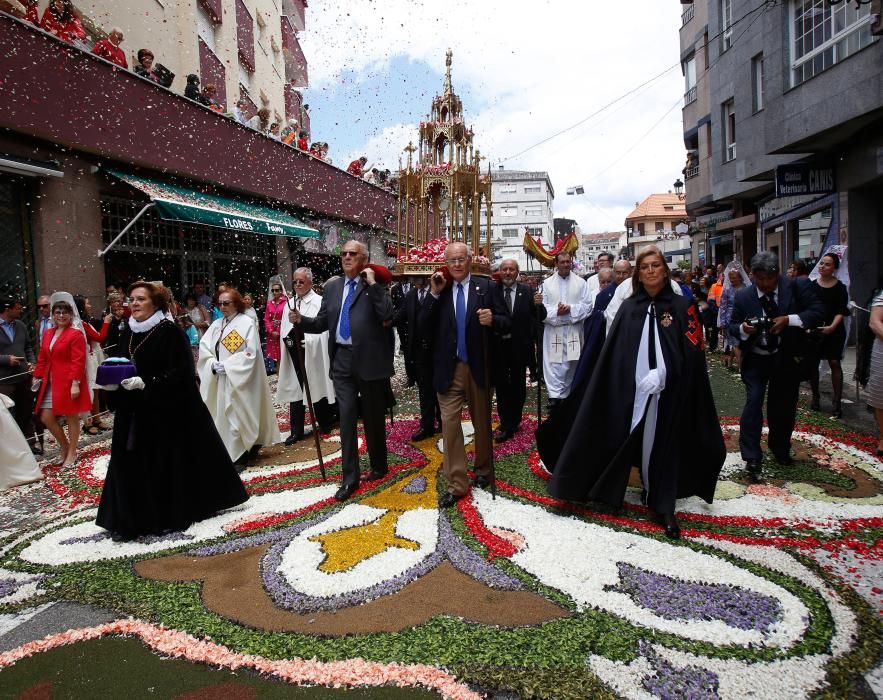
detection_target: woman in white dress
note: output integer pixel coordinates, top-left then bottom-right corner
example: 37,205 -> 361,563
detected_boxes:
197,288 -> 280,465
0,394 -> 43,491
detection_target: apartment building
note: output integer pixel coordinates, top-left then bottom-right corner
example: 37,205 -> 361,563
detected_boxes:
678,0 -> 882,303
488,167 -> 555,270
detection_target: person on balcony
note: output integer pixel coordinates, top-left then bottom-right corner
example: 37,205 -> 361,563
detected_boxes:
247,108 -> 272,134
281,119 -> 299,145
91,27 -> 127,69
25,0 -> 40,26
134,49 -> 160,83
185,74 -> 208,105
297,131 -> 309,151
202,84 -> 224,113
347,156 -> 368,177
39,0 -> 86,44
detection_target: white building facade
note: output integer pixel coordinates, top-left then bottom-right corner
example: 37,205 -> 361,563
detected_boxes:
487,167 -> 554,270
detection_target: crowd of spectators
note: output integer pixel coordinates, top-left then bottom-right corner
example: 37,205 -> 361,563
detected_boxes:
15,2 -> 402,190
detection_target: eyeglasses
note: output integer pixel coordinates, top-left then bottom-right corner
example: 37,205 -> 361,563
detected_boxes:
271,288 -> 282,292
218,300 -> 234,307
52,310 -> 71,316
340,250 -> 360,258
446,257 -> 468,265
38,304 -> 49,309
293,280 -> 309,285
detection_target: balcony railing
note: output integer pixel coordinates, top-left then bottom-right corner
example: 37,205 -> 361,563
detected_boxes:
684,86 -> 697,106
682,3 -> 695,26
684,165 -> 700,180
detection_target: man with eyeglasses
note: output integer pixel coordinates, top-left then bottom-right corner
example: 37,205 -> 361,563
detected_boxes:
278,268 -> 337,444
290,241 -> 394,501
34,295 -> 52,344
419,242 -> 510,507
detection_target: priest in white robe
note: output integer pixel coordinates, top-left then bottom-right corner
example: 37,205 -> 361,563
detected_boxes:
0,394 -> 43,491
198,288 -> 280,464
277,268 -> 336,445
541,251 -> 592,402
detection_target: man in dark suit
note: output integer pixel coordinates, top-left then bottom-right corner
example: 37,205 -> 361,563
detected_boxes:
492,259 -> 545,442
419,242 -> 510,507
291,241 -> 394,501
390,278 -> 413,381
0,297 -> 39,454
730,251 -> 824,481
395,276 -> 440,441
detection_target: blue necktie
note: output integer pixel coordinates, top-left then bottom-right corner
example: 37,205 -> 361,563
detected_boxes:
339,279 -> 357,341
456,282 -> 467,362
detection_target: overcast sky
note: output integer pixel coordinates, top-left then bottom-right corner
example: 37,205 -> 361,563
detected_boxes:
300,1 -> 685,234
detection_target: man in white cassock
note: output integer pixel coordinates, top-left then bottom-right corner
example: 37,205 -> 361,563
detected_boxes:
198,288 -> 280,465
277,268 -> 336,445
541,251 -> 592,404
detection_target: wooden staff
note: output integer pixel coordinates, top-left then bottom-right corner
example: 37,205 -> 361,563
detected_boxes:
288,306 -> 326,481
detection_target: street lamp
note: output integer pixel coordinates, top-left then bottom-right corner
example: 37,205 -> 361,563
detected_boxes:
673,178 -> 684,197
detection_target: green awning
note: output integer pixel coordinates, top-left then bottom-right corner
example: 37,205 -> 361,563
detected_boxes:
106,169 -> 319,239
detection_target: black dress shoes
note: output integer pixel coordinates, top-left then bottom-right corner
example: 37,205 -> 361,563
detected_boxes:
363,469 -> 388,482
745,459 -> 762,482
657,513 -> 681,540
472,474 -> 491,489
410,428 -> 434,442
773,453 -> 793,466
438,493 -> 463,509
285,433 -> 303,446
334,482 -> 359,502
493,429 -> 513,443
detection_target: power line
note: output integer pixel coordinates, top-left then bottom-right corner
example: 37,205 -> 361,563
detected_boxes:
496,0 -> 778,166
495,64 -> 680,164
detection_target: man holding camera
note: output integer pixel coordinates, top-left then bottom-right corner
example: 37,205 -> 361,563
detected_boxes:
730,251 -> 824,481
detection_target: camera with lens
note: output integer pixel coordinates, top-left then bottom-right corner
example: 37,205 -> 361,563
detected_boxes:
745,316 -> 774,348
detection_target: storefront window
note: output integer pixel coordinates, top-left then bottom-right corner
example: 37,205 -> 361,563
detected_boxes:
794,207 -> 831,264
101,196 -> 278,298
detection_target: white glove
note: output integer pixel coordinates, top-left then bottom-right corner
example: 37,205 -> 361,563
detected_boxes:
637,369 -> 665,396
121,376 -> 146,391
31,378 -> 42,393
212,361 -> 226,375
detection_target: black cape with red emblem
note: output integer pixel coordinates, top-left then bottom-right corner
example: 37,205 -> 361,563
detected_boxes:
542,285 -> 724,514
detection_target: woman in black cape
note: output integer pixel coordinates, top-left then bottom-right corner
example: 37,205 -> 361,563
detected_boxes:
96,281 -> 248,541
542,247 -> 724,538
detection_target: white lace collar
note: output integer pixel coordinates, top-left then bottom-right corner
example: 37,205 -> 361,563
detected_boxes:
128,310 -> 165,333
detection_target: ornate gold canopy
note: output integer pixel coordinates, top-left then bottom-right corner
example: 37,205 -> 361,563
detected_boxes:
396,50 -> 492,267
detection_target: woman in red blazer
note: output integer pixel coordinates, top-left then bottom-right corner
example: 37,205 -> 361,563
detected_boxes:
32,298 -> 92,467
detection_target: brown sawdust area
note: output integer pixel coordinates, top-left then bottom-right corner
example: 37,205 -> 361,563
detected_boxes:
135,545 -> 567,637
248,438 -> 340,468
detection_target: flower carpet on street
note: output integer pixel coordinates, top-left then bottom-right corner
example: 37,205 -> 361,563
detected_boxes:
0,368 -> 881,698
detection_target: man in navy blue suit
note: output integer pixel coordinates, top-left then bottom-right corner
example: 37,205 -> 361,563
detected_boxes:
419,242 -> 510,508
730,251 -> 824,481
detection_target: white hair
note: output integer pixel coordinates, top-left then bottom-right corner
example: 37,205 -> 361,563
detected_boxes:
293,267 -> 314,282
